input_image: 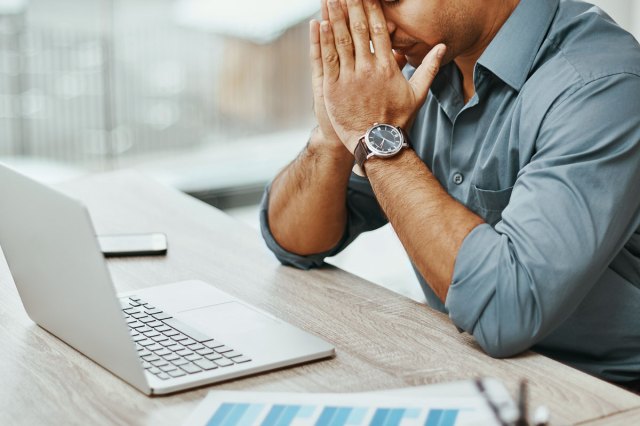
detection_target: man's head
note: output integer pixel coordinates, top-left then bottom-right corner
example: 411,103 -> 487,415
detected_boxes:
378,0 -> 520,67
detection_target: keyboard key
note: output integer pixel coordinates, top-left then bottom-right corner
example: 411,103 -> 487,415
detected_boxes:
163,318 -> 213,343
156,372 -> 170,380
139,317 -> 156,324
215,346 -> 233,354
143,330 -> 160,338
163,353 -> 180,361
131,312 -> 148,319
151,359 -> 169,367
138,339 -> 155,347
148,367 -> 161,375
143,304 -> 155,310
155,348 -> 172,357
223,350 -> 243,359
160,340 -> 176,347
193,359 -> 218,371
151,335 -> 169,343
171,333 -> 188,341
156,325 -> 172,333
171,358 -> 189,366
164,329 -> 180,337
135,344 -> 144,351
128,296 -> 141,302
128,301 -> 141,307
148,320 -> 164,328
145,308 -> 163,315
160,364 -> 178,372
205,353 -> 223,361
142,354 -> 160,362
233,356 -> 251,364
126,318 -> 137,324
147,343 -> 164,352
166,344 -> 183,351
196,348 -> 214,356
176,349 -> 193,357
185,354 -> 202,362
138,326 -> 152,333
132,335 -> 147,342
203,340 -> 225,349
129,321 -> 145,329
214,358 -> 234,367
181,338 -> 196,346
123,307 -> 141,315
187,343 -> 205,351
141,361 -> 153,369
139,349 -> 152,358
153,313 -> 173,321
180,363 -> 202,374
168,369 -> 186,378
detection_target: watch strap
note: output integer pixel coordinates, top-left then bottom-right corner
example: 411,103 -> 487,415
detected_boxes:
353,137 -> 370,169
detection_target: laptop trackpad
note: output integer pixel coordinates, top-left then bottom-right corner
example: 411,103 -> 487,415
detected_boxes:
175,302 -> 279,340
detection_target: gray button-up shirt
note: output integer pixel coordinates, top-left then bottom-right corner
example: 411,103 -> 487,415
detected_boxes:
260,0 -> 640,382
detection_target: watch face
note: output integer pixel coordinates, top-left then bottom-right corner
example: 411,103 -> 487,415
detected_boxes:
365,124 -> 404,156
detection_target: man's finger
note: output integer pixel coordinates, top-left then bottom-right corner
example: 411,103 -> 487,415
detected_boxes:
310,20 -> 324,83
345,0 -> 372,63
363,0 -> 393,63
319,20 -> 340,82
409,44 -> 446,105
321,0 -> 329,20
327,0 -> 355,71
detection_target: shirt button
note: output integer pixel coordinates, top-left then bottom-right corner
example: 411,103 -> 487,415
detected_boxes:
453,172 -> 464,185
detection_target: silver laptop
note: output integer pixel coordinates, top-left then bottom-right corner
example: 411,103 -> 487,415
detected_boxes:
0,163 -> 335,395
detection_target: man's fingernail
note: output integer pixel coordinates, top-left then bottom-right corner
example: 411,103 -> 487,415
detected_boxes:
436,44 -> 447,60
321,21 -> 330,32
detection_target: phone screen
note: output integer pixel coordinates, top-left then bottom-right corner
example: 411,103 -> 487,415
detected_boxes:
97,233 -> 168,257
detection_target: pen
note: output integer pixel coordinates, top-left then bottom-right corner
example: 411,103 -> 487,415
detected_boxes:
515,380 -> 528,426
474,378 -> 509,426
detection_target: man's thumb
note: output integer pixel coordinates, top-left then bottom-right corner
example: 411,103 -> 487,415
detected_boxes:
409,44 -> 447,104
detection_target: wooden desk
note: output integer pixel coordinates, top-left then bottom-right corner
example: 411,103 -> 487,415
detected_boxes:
0,171 -> 638,425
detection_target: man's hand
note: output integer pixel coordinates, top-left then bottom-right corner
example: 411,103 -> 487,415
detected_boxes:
314,0 -> 446,153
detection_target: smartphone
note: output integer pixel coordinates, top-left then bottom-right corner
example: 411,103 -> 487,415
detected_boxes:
97,233 -> 168,258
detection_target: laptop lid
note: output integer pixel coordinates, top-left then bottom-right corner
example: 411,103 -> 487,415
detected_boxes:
0,163 -> 150,394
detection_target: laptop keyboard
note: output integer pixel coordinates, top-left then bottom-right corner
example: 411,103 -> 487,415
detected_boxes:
120,296 -> 252,381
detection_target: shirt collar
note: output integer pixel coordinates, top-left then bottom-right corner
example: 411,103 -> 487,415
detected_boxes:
477,0 -> 559,91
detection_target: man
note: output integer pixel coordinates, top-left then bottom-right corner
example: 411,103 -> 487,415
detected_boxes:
260,0 -> 640,389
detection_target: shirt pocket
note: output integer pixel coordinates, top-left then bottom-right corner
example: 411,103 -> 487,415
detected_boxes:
470,185 -> 513,227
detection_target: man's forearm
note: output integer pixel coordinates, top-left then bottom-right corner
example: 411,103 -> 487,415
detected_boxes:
268,129 -> 354,255
366,149 -> 484,301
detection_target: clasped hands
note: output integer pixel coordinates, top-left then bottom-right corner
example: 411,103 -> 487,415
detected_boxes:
310,0 -> 446,154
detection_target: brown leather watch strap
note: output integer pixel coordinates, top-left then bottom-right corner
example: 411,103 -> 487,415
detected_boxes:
353,137 -> 369,169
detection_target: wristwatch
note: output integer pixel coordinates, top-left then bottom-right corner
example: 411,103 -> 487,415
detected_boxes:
353,123 -> 410,176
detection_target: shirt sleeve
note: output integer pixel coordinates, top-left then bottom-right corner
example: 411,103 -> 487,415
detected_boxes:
260,171 -> 388,269
445,73 -> 640,357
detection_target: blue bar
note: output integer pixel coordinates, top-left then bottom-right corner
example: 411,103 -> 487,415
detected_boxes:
439,410 -> 459,426
207,403 -> 235,426
384,409 -> 405,426
262,405 -> 287,426
222,403 -> 250,426
329,407 -> 352,426
424,409 -> 459,426
370,409 -> 390,426
315,407 -> 338,426
346,408 -> 367,425
424,409 -> 444,426
240,404 -> 265,426
278,405 -> 301,426
404,409 -> 421,419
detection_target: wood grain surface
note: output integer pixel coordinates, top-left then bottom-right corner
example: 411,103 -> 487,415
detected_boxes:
0,170 -> 638,425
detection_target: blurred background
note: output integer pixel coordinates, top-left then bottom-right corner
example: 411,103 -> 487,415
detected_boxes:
1,0 -> 638,301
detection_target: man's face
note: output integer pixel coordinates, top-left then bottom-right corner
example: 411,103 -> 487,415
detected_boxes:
380,0 -> 486,67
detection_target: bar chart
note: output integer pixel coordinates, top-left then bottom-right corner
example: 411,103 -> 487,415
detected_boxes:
206,402 -> 462,426
185,389 -> 499,426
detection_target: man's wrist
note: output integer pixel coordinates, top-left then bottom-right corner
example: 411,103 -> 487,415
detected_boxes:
308,127 -> 354,166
